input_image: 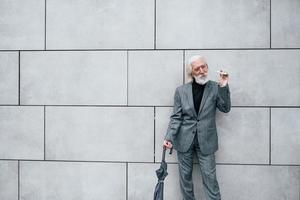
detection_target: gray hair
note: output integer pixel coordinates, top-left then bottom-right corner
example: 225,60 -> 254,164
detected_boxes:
186,55 -> 208,82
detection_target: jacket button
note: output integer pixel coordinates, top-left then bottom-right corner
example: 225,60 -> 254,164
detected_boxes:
197,119 -> 200,122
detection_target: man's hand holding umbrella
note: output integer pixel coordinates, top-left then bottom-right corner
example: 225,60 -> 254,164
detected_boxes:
163,140 -> 173,149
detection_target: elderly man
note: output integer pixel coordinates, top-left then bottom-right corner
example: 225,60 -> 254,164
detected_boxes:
163,55 -> 231,200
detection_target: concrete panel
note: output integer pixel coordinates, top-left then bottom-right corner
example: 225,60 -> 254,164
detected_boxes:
155,107 -> 178,163
20,51 -> 127,105
128,163 -> 300,200
186,50 -> 300,106
47,0 -> 154,49
128,51 -> 183,106
215,108 -> 269,164
0,106 -> 44,159
218,165 -> 300,200
271,108 -> 300,165
0,161 -> 18,200
0,0 -> 44,50
156,0 -> 270,48
20,161 -> 126,200
272,0 -> 300,47
0,52 -> 18,104
46,106 -> 154,162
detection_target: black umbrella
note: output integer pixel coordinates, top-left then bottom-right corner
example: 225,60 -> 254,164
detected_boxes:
153,146 -> 173,200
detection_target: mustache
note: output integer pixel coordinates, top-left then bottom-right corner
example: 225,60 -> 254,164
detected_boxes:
195,74 -> 207,78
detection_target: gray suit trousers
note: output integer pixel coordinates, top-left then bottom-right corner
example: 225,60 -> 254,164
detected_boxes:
177,131 -> 221,200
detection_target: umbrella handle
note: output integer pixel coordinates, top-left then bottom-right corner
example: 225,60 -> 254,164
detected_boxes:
162,146 -> 166,161
169,147 -> 173,155
162,146 -> 173,161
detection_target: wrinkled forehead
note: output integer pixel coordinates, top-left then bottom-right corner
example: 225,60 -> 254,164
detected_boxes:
191,58 -> 207,68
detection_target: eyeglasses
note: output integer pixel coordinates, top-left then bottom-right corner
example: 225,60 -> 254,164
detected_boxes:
193,65 -> 208,72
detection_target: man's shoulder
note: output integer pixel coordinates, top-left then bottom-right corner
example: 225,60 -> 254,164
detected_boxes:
209,80 -> 219,87
175,82 -> 191,92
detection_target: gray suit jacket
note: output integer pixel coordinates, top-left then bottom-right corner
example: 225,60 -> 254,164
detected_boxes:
164,80 -> 231,154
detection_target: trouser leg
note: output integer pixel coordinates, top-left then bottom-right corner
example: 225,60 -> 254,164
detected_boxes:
194,136 -> 221,200
177,140 -> 196,200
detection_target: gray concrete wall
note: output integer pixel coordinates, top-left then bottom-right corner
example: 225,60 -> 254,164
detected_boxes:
0,0 -> 299,199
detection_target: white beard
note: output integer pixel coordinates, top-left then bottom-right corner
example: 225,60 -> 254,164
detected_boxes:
193,74 -> 208,85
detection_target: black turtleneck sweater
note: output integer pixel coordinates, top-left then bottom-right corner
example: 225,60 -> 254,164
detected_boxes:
192,77 -> 207,115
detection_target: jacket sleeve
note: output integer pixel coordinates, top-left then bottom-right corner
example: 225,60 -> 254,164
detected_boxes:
216,83 -> 231,113
164,87 -> 183,143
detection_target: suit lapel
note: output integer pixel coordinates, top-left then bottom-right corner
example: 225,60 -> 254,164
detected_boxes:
187,80 -> 212,118
198,80 -> 212,116
187,82 -> 197,117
